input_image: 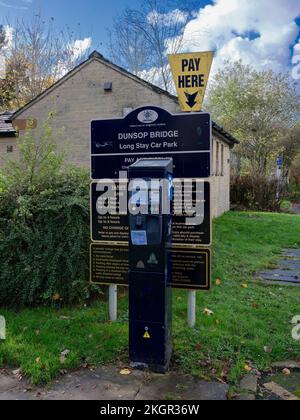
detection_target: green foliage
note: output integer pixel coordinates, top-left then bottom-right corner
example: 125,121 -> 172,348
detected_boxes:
0,118 -> 96,307
5,116 -> 64,193
206,61 -> 300,174
289,180 -> 300,202
0,173 -> 8,194
1,212 -> 300,385
231,174 -> 287,211
0,301 -> 128,384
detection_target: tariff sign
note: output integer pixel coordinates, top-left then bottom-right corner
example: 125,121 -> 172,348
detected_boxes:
90,180 -> 211,247
90,244 -> 211,291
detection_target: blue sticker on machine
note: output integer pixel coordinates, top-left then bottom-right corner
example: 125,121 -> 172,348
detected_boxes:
131,231 -> 148,246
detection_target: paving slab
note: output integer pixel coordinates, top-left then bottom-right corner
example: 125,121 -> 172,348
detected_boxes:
263,382 -> 299,400
236,393 -> 256,401
240,375 -> 258,393
0,373 -> 19,393
260,280 -> 300,288
282,249 -> 300,259
136,373 -> 228,401
0,366 -> 229,401
277,260 -> 300,270
259,249 -> 300,287
271,361 -> 300,371
268,372 -> 300,395
260,270 -> 300,283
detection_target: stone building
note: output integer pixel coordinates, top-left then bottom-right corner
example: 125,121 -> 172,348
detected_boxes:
0,111 -> 18,165
1,51 -> 238,217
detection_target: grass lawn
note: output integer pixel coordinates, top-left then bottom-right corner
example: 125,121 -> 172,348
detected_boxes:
0,211 -> 300,385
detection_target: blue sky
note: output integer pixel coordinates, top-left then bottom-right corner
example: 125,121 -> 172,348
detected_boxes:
0,0 -> 300,80
0,0 -> 142,51
0,1 -> 212,53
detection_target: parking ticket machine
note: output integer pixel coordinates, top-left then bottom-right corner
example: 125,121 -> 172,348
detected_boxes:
128,158 -> 173,373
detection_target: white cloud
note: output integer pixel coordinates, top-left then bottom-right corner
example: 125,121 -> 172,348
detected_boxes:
0,56 -> 5,79
3,25 -> 13,51
294,38 -> 300,55
179,0 -> 300,76
0,0 -> 31,10
140,0 -> 300,91
70,37 -> 92,60
147,9 -> 188,27
292,38 -> 300,81
0,26 -> 14,79
55,37 -> 92,78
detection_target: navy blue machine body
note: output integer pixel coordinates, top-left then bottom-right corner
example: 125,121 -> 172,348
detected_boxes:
128,158 -> 173,373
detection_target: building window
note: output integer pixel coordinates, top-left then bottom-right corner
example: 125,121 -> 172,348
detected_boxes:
7,145 -> 13,153
221,144 -> 224,176
216,142 -> 220,176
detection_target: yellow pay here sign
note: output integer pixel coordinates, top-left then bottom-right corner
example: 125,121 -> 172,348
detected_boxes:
168,52 -> 214,112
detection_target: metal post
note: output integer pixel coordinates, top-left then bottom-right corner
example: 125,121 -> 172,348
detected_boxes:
187,291 -> 196,328
109,285 -> 118,322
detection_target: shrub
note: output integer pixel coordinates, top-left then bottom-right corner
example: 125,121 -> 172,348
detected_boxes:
231,174 -> 287,212
289,180 -> 300,202
0,117 -> 97,307
0,173 -> 8,194
0,170 -> 94,307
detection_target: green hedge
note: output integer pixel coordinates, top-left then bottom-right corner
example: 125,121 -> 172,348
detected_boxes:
0,169 -> 94,307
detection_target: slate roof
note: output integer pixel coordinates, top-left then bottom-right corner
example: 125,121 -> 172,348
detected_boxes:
0,111 -> 16,137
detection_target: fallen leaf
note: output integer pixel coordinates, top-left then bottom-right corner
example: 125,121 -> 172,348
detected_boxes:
35,357 -> 41,364
203,308 -> 214,316
120,368 -> 132,376
241,284 -> 248,289
244,364 -> 252,372
35,329 -> 40,336
215,278 -> 221,286
52,293 -> 60,301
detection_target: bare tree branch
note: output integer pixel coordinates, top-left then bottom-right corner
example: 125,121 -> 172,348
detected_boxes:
106,0 -> 194,91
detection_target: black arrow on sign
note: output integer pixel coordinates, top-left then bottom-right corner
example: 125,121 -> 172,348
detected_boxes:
185,91 -> 199,108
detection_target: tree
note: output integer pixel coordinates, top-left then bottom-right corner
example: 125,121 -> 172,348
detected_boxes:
205,61 -> 300,174
0,14 -> 91,110
4,113 -> 65,193
0,25 -> 5,48
107,0 -> 196,91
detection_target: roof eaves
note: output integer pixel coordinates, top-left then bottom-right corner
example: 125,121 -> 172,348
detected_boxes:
212,122 -> 240,147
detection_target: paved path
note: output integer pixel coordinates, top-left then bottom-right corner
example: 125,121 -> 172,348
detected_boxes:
260,249 -> 300,287
0,366 -> 228,401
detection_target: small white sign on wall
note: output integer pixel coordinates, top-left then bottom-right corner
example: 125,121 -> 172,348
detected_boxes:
0,316 -> 6,340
